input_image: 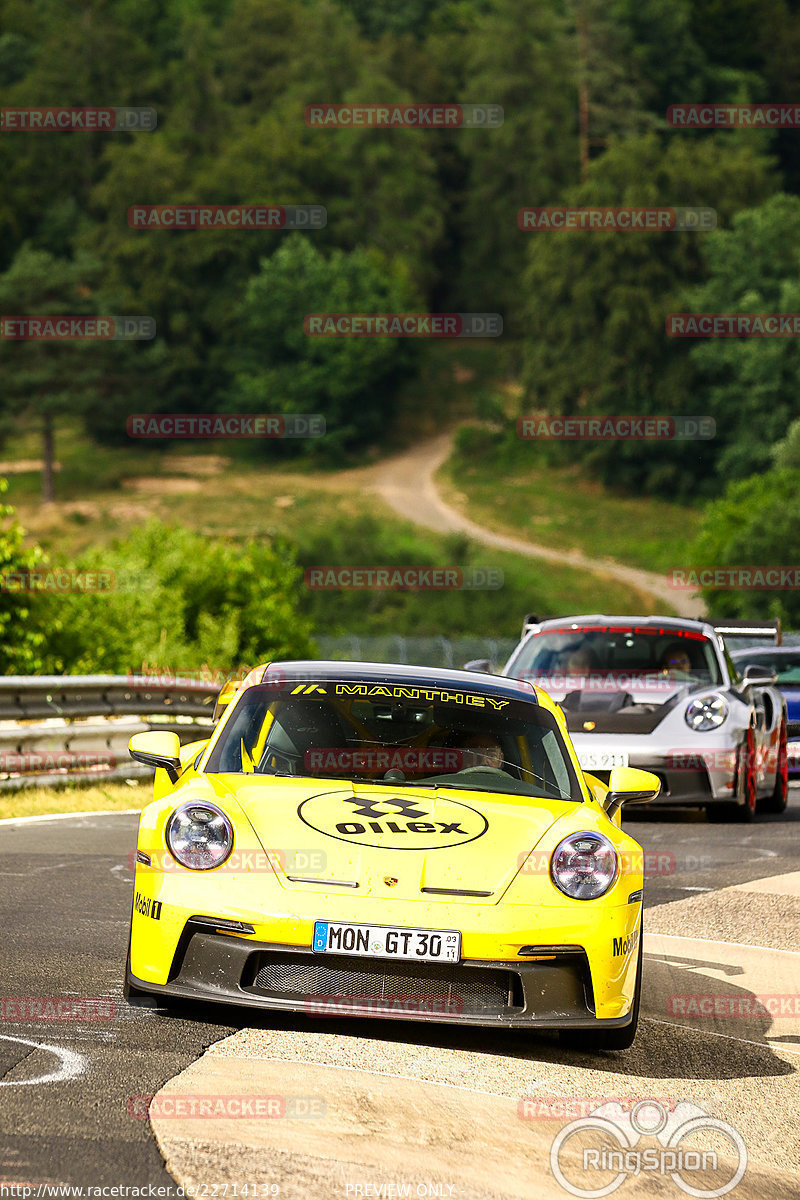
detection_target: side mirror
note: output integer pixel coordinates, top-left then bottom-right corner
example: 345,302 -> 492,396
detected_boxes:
521,613 -> 540,639
603,765 -> 661,819
213,678 -> 242,723
129,731 -> 182,783
742,663 -> 777,688
464,658 -> 492,673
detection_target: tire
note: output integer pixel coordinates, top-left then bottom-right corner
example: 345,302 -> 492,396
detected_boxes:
560,921 -> 642,1053
709,727 -> 757,823
759,717 -> 789,814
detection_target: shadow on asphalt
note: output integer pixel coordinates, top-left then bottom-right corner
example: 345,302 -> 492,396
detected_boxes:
144,951 -> 797,1084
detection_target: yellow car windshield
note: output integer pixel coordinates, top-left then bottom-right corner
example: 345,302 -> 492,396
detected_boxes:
204,682 -> 580,802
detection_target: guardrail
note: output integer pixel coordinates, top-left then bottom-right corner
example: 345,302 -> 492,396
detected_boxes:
0,675 -> 218,791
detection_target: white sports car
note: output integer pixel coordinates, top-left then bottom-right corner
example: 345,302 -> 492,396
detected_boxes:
500,615 -> 788,821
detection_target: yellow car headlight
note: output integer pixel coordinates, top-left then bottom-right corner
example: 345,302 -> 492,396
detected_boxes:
166,802 -> 234,870
550,831 -> 618,899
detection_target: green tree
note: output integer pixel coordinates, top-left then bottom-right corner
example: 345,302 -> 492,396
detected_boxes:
0,246 -> 104,500
690,468 -> 800,624
452,0 -> 578,322
520,133 -> 774,497
229,235 -> 421,456
0,479 -> 49,673
42,521 -> 315,674
686,193 -> 800,482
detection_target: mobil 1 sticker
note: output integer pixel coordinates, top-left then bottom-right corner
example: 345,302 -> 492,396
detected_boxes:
313,920 -> 460,962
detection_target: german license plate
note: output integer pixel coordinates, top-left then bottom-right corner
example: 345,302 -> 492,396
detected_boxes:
577,749 -> 629,770
313,921 -> 460,962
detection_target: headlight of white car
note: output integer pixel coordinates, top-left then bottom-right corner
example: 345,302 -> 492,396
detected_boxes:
685,694 -> 728,732
550,832 -> 618,900
166,802 -> 234,870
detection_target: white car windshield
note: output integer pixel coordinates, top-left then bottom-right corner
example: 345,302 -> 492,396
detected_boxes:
508,624 -> 723,691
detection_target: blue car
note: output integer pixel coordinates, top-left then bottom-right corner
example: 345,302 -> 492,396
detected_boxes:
732,646 -> 800,778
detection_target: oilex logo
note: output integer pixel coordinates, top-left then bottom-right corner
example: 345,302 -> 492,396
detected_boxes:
549,1100 -> 746,1198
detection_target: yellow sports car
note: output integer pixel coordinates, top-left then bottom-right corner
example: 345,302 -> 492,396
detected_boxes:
126,662 -> 659,1050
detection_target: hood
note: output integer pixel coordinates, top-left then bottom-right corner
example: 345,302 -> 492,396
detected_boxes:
557,686 -> 688,735
216,777 -> 570,904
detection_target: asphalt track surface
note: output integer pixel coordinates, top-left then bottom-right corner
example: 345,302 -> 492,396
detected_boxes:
1,795 -> 799,1196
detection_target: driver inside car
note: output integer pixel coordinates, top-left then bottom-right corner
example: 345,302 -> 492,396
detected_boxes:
453,731 -> 505,771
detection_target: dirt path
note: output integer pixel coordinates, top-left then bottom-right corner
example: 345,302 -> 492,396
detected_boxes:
370,433 -> 705,619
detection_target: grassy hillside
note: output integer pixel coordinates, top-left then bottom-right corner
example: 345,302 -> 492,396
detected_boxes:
441,426 -> 700,575
3,420 -> 681,641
